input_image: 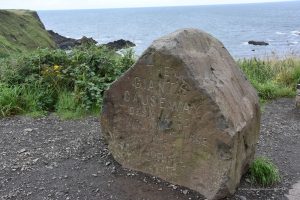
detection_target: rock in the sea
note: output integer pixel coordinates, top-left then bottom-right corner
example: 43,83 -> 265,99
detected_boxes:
48,30 -> 97,49
101,29 -> 260,200
105,39 -> 136,50
248,40 -> 269,46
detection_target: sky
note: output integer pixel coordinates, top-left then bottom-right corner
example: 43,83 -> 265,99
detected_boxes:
0,0 -> 297,10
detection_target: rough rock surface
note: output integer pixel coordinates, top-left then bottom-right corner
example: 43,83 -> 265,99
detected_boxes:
101,28 -> 260,200
296,96 -> 300,108
296,84 -> 300,108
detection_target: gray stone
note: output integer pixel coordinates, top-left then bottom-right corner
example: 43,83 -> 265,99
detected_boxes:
286,181 -> 300,200
101,29 -> 260,200
24,128 -> 33,132
18,148 -> 26,154
296,84 -> 300,108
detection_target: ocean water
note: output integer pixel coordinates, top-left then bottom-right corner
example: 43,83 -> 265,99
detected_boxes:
38,1 -> 300,58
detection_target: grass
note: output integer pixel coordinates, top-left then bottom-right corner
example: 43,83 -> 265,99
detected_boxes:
55,91 -> 86,119
238,57 -> 300,101
0,10 -> 56,58
0,84 -> 23,117
249,157 -> 280,187
25,111 -> 47,118
0,83 -> 54,117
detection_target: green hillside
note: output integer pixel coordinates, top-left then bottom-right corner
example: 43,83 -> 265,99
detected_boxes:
0,10 -> 56,58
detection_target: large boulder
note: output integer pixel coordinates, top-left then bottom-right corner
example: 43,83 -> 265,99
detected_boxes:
101,29 -> 260,200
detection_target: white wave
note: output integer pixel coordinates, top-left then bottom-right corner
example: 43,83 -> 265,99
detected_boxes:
276,31 -> 286,35
291,30 -> 300,36
134,40 -> 143,44
242,42 -> 248,45
289,41 -> 299,45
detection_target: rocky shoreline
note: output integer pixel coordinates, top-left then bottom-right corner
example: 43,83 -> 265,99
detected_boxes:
48,30 -> 136,50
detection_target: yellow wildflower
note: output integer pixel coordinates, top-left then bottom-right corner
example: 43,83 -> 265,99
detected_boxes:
53,65 -> 61,71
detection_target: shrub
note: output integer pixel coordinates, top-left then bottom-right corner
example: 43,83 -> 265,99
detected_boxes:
0,45 -> 135,118
249,157 -> 280,187
21,83 -> 56,112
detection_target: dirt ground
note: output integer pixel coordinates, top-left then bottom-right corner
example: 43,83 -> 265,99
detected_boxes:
0,98 -> 299,200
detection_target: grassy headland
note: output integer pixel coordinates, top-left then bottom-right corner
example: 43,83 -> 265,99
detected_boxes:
0,10 -> 56,58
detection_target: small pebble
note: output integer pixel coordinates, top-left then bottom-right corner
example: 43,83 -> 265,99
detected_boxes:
182,189 -> 188,195
24,128 -> 33,132
18,148 -> 27,154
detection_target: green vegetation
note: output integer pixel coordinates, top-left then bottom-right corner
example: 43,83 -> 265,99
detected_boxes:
1,52 -> 300,118
0,45 -> 135,118
0,10 -> 56,58
249,157 -> 280,187
239,58 -> 300,101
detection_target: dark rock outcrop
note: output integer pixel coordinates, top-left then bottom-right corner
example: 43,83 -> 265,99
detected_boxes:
248,40 -> 269,46
48,30 -> 97,49
105,39 -> 136,50
48,30 -> 135,51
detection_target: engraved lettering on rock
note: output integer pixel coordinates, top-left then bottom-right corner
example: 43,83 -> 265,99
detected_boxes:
117,66 -> 202,134
124,91 -> 130,102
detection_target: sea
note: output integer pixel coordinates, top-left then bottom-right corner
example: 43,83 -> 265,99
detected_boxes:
38,1 -> 300,59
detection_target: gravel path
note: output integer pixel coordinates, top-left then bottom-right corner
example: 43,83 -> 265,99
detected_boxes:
233,98 -> 300,200
0,98 -> 299,200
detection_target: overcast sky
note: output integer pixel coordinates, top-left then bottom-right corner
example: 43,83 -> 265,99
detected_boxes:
0,0 -> 296,10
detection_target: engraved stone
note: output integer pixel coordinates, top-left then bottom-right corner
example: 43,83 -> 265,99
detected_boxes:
101,29 -> 260,200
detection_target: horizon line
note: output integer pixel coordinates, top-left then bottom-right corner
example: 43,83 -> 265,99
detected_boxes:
3,0 -> 295,11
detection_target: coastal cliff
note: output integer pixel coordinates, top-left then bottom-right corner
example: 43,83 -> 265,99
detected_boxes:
0,10 -> 56,57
